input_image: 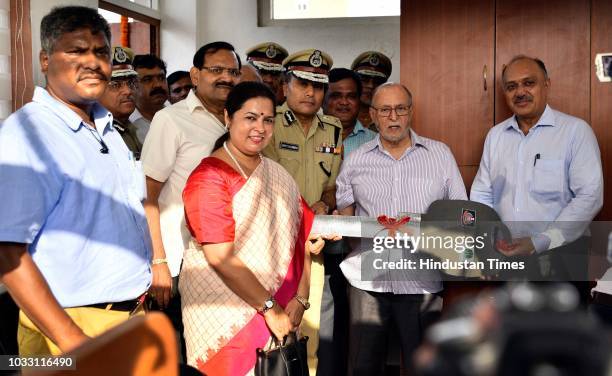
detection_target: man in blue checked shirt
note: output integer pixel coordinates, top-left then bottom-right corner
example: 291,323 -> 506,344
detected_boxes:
471,55 -> 603,278
318,67 -> 377,376
324,68 -> 377,158
0,6 -> 151,356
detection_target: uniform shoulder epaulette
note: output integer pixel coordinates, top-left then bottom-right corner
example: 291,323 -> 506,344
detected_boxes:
319,114 -> 342,128
282,109 -> 297,125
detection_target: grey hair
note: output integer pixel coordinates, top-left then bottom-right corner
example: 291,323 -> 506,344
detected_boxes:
371,82 -> 413,107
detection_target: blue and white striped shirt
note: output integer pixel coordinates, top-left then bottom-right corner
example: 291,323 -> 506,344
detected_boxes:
337,130 -> 467,294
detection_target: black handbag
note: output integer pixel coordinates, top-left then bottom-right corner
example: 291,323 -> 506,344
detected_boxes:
255,333 -> 309,376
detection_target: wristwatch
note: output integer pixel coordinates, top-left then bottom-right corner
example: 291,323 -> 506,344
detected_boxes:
258,296 -> 275,315
293,294 -> 310,310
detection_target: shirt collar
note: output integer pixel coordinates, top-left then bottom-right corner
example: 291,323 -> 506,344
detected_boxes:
505,104 -> 555,132
186,89 -> 206,114
32,86 -> 113,134
348,120 -> 368,137
365,128 -> 427,154
409,129 -> 428,149
185,89 -> 226,130
278,102 -> 323,129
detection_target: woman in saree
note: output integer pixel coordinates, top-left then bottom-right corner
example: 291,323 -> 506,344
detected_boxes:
180,81 -> 330,375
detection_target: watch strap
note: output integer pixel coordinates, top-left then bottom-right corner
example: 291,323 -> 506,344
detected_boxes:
293,294 -> 310,310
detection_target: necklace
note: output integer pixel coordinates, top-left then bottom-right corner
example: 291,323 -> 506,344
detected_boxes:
223,141 -> 262,179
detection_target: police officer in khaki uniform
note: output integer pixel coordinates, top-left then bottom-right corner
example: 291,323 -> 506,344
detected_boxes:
351,51 -> 392,130
263,49 -> 342,376
98,46 -> 143,159
264,49 -> 342,210
245,42 -> 289,104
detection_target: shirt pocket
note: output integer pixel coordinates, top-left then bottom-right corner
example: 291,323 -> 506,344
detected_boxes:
531,159 -> 563,196
315,152 -> 335,191
278,154 -> 301,178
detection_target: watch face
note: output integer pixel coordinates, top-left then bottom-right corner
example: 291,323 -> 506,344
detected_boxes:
304,302 -> 311,309
265,299 -> 274,309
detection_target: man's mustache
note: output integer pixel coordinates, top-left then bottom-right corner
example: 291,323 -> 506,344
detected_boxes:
514,94 -> 533,102
149,87 -> 168,97
215,81 -> 235,88
78,69 -> 107,81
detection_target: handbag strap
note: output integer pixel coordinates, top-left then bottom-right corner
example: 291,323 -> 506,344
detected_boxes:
279,340 -> 291,375
293,335 -> 306,376
279,332 -> 306,376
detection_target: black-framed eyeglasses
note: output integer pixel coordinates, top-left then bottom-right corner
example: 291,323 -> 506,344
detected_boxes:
201,66 -> 241,78
371,105 -> 411,117
107,78 -> 139,91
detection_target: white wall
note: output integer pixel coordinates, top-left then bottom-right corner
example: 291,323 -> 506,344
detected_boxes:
28,0 -> 194,85
27,1 -> 400,85
30,0 -> 98,87
165,0 -> 400,81
159,0 -> 197,74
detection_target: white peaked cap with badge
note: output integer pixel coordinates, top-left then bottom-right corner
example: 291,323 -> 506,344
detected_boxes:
351,51 -> 392,80
282,49 -> 333,84
111,46 -> 138,79
245,42 -> 289,72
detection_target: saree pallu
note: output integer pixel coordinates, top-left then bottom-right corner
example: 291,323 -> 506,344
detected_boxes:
180,158 -> 313,376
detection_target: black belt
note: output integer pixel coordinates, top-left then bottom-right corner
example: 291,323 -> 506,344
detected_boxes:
86,296 -> 144,312
592,291 -> 612,307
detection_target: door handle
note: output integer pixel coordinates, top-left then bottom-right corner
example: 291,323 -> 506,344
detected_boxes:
483,64 -> 488,91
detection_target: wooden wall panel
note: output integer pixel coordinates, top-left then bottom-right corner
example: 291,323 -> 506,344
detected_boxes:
400,0 -> 495,170
591,0 -> 612,220
495,0 -> 591,123
10,0 -> 33,111
459,165 -> 479,193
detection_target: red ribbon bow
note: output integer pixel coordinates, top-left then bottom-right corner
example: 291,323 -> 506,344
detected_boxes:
377,215 -> 411,237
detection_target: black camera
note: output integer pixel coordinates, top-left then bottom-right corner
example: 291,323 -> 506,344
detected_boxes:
417,283 -> 611,376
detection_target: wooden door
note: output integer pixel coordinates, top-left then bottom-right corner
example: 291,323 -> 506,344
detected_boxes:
590,0 -> 612,221
400,0 -> 495,191
494,0 -> 591,123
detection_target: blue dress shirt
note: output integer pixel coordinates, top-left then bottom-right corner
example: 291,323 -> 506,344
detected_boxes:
0,87 -> 152,307
470,105 -> 603,253
342,120 -> 377,157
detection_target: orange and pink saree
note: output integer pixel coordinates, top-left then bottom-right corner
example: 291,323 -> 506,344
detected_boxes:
181,157 -> 313,375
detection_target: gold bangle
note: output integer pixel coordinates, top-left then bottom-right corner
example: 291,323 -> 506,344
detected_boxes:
151,258 -> 168,265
